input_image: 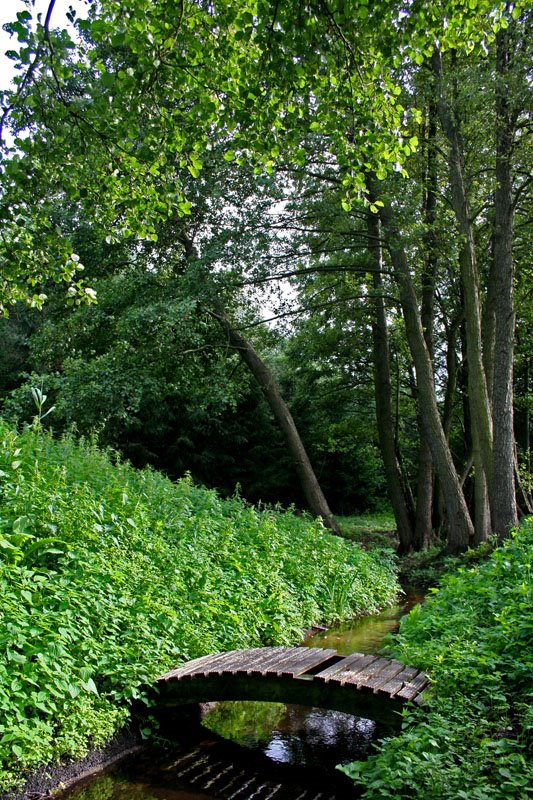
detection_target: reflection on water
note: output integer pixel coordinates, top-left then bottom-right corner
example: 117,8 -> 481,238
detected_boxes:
62,732 -> 359,800
202,701 -> 375,770
307,594 -> 423,656
261,706 -> 375,769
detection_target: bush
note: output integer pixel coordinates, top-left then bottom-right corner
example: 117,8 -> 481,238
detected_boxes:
341,521 -> 533,799
0,420 -> 398,792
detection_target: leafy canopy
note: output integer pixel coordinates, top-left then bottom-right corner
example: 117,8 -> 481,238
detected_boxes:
0,0 -> 525,308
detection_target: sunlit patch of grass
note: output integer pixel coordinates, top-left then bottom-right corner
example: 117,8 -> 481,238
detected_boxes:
338,513 -> 397,550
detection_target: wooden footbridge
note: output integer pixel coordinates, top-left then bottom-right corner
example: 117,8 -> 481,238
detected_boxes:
151,647 -> 428,726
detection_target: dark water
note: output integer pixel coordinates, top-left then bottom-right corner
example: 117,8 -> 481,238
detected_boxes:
60,595 -> 422,800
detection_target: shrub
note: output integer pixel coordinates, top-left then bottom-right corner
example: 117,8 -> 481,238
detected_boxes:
341,521 -> 533,799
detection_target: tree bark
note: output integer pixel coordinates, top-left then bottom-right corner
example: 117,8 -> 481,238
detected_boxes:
368,175 -> 475,552
214,311 -> 343,536
367,212 -> 416,553
432,48 -> 494,541
414,110 -> 438,550
490,26 -> 519,538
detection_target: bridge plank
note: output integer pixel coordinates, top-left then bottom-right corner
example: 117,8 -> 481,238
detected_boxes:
396,671 -> 429,701
374,665 -> 419,697
273,648 -> 339,677
162,650 -> 241,680
360,659 -> 407,691
227,647 -> 293,675
343,657 -> 393,689
245,647 -> 310,675
323,654 -> 380,686
313,652 -> 367,682
203,650 -> 276,676
212,647 -> 291,675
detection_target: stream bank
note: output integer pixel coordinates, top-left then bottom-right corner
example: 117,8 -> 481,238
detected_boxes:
51,593 -> 422,800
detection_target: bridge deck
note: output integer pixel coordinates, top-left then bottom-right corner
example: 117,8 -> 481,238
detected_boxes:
158,646 -> 428,705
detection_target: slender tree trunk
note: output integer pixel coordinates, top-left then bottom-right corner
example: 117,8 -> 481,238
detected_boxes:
491,26 -> 519,538
414,110 -> 439,550
214,311 -> 343,536
368,175 -> 475,552
367,212 -> 416,553
483,232 -> 497,405
458,246 -> 492,543
432,48 -> 494,541
435,313 -> 461,535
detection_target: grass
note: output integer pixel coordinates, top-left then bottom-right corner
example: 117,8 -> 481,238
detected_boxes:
337,513 -> 398,550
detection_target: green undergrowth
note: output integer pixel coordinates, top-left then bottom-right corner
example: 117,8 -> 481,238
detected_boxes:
337,513 -> 397,550
398,538 -> 496,591
0,420 -> 398,793
341,520 -> 533,799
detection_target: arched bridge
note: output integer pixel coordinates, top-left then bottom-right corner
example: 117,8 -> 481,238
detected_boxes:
150,647 -> 428,726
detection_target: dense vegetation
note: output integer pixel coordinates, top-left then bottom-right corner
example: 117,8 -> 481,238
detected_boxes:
342,521 -> 533,799
0,420 -> 398,793
0,2 -> 531,797
1,0 -> 531,551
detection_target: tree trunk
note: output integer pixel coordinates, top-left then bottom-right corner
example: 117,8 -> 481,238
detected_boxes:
214,311 -> 343,536
414,110 -> 438,550
490,26 -> 519,538
367,212 -> 416,553
432,48 -> 494,541
368,175 -> 475,553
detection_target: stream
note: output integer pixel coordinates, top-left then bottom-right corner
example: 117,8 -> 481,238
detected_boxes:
60,594 -> 422,800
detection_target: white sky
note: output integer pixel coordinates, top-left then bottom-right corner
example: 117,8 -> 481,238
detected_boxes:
0,0 -> 82,90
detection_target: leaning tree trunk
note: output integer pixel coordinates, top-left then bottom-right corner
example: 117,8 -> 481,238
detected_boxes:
367,175 -> 475,553
214,311 -> 342,536
490,26 -> 519,538
367,212 -> 416,553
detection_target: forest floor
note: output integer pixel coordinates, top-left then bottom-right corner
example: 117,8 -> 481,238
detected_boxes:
337,513 -> 398,549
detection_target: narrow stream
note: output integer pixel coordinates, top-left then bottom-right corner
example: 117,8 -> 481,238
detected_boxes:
60,594 -> 422,800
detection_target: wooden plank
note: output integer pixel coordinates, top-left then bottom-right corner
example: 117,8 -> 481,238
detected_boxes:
313,652 -> 367,682
183,647 -> 287,678
203,650 -> 271,676
396,671 -> 429,701
250,646 -> 321,676
362,659 -> 407,692
375,665 -> 419,697
325,654 -> 380,686
245,647 -> 308,675
161,650 -> 240,681
342,657 -> 392,689
275,648 -> 339,678
227,647 -> 292,675
210,647 -> 289,676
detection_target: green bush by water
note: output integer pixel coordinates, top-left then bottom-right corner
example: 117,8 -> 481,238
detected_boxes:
0,420 -> 398,792
342,520 -> 533,799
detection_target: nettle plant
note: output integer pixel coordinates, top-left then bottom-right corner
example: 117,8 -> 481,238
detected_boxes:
341,522 -> 533,800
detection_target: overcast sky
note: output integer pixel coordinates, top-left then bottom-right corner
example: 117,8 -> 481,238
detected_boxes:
0,0 -> 81,90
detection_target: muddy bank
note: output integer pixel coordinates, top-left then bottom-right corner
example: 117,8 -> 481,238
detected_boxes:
0,728 -> 142,800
